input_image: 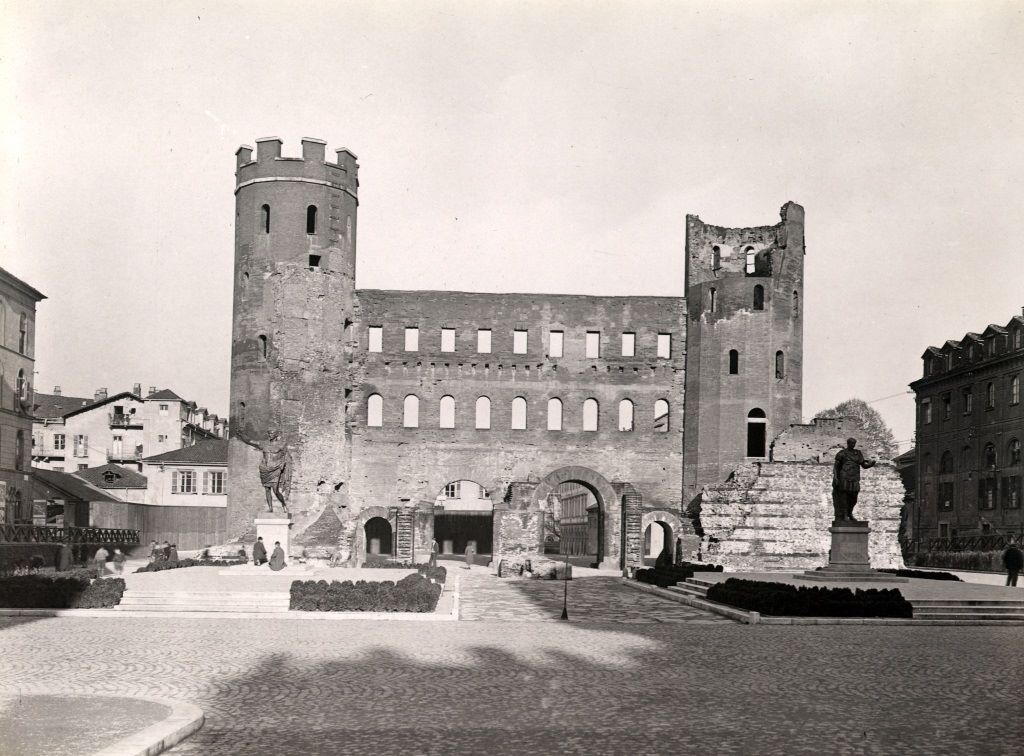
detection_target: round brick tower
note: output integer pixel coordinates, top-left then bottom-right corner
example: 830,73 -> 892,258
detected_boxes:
227,137 -> 358,542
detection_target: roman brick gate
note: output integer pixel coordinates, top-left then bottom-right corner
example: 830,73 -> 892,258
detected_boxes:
490,466 -> 646,573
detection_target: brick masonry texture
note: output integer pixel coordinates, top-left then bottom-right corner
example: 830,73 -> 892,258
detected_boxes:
226,138 -> 859,572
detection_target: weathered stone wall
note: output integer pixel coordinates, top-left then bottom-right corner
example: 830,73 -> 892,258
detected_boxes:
699,461 -> 905,571
683,203 -> 805,506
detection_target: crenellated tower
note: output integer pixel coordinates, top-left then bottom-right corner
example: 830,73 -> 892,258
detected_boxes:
682,202 -> 805,506
227,137 -> 359,541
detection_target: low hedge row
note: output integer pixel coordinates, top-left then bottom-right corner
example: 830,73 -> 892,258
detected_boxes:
706,578 -> 912,618
0,574 -> 125,609
135,557 -> 246,573
637,561 -> 724,588
909,550 -> 1004,572
417,565 -> 447,583
290,573 -> 442,612
878,568 -> 961,582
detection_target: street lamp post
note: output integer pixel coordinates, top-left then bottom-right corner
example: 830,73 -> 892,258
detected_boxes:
560,546 -> 570,621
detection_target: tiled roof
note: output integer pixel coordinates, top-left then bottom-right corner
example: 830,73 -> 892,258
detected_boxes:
32,392 -> 95,419
146,389 -> 185,401
62,391 -> 143,419
32,468 -> 122,503
74,464 -> 148,490
142,439 -> 227,466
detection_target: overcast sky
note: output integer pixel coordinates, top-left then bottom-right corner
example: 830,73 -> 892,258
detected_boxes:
3,1 -> 1022,450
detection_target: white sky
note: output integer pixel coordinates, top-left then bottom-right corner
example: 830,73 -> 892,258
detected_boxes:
2,1 -> 1022,450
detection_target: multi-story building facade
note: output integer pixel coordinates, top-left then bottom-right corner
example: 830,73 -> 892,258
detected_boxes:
226,137 -> 807,570
31,386 -> 227,472
0,267 -> 45,525
910,312 -> 1024,543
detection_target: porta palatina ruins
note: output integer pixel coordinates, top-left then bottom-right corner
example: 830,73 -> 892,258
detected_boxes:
227,137 -> 905,571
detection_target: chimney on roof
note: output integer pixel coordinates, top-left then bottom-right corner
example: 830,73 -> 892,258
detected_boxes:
148,386 -> 156,396
95,387 -> 108,401
133,383 -> 142,396
53,385 -> 61,396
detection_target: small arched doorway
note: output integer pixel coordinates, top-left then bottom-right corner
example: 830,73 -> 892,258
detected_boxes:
364,517 -> 393,556
747,408 -> 767,458
434,480 -> 493,560
643,521 -> 673,566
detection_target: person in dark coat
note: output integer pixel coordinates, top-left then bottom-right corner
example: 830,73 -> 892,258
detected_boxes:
428,539 -> 439,568
167,544 -> 179,566
148,541 -> 160,563
269,541 -> 286,571
57,543 -> 73,572
161,541 -> 171,561
1004,537 -> 1023,587
252,537 -> 268,566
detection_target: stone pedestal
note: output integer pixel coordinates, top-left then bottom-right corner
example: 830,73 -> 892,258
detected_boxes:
254,514 -> 293,558
797,520 -> 908,583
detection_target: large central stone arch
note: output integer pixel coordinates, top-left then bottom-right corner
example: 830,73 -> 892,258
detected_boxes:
533,465 -> 622,570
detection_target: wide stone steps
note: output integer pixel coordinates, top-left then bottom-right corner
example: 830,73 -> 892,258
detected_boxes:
116,590 -> 290,613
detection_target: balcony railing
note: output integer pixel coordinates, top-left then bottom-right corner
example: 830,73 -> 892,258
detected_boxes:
31,444 -> 67,458
106,446 -> 144,462
0,524 -> 140,545
109,412 -> 142,428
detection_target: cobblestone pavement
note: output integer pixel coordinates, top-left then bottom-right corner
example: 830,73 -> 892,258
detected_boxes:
1,616 -> 1020,755
459,572 -> 731,623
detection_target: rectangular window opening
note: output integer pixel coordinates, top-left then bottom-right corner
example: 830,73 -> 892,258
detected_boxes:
368,326 -> 383,353
657,333 -> 671,359
477,329 -> 492,354
549,331 -> 563,358
585,331 -> 601,358
404,327 -> 419,352
621,332 -> 635,357
513,329 -> 528,354
441,328 -> 455,353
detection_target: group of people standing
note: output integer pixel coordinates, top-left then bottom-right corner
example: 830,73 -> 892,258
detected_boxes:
93,545 -> 127,576
148,540 -> 180,566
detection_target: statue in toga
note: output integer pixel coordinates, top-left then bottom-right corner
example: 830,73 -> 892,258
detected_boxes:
236,427 -> 292,513
832,437 -> 876,522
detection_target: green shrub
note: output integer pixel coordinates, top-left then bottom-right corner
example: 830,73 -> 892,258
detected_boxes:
135,557 -> 246,573
0,574 -> 125,609
878,568 -> 961,582
417,564 -> 447,583
706,578 -> 912,618
290,574 -> 442,612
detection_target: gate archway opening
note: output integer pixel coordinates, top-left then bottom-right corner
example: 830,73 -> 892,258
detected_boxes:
433,480 -> 493,561
643,521 -> 674,566
364,517 -> 393,556
546,481 -> 603,568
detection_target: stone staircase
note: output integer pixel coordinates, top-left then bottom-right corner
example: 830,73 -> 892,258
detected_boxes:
665,577 -> 1024,624
115,590 -> 291,614
909,598 -> 1024,623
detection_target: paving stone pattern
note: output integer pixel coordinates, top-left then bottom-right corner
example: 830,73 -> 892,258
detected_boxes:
458,572 -> 731,623
1,610 -> 1020,755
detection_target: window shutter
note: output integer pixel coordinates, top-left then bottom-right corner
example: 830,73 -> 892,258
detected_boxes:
171,471 -> 178,494
202,471 -> 209,494
83,436 -> 89,455
222,472 -> 228,495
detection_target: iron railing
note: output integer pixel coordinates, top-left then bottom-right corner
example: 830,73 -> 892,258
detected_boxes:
106,446 -> 144,461
920,534 -> 1013,552
0,524 -> 139,545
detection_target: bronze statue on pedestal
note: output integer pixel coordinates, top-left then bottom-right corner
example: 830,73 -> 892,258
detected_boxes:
832,437 -> 876,522
236,428 -> 292,513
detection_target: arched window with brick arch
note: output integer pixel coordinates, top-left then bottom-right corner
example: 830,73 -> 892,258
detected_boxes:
511,397 -> 527,430
439,395 -> 455,428
403,395 -> 419,428
547,398 -> 562,431
939,450 -> 954,474
654,399 -> 669,432
746,408 -> 767,457
261,204 -> 270,233
475,396 -> 491,429
582,398 -> 599,432
753,285 -> 765,311
367,394 -> 383,427
306,205 -> 317,234
618,399 -> 634,431
729,350 -> 739,375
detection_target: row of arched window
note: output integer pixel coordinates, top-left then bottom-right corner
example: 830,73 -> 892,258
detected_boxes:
259,204 -> 318,235
707,286 -> 799,315
366,394 -> 672,432
925,439 -> 1022,474
726,349 -> 786,378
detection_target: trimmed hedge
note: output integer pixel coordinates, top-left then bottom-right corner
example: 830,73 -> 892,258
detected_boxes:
706,578 -> 912,618
417,565 -> 447,584
290,573 -> 442,612
135,557 -> 246,573
910,550 -> 1004,572
878,568 -> 961,582
0,574 -> 125,609
636,561 -> 724,588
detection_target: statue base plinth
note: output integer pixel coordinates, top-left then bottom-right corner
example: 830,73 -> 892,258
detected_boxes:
796,520 -> 908,583
255,515 -> 294,558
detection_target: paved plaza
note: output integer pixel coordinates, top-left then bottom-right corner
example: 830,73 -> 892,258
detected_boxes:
1,573 -> 1021,755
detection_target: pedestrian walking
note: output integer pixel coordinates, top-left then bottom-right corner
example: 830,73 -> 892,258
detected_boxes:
112,548 -> 127,575
429,538 -> 439,568
464,541 -> 476,570
253,536 -> 268,566
167,544 -> 180,566
1004,537 -> 1023,587
57,543 -> 73,572
269,541 -> 286,571
93,545 -> 109,577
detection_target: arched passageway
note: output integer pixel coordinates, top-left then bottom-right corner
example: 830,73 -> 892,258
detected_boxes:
434,479 -> 493,559
364,517 -> 393,556
534,466 -> 621,570
643,521 -> 673,565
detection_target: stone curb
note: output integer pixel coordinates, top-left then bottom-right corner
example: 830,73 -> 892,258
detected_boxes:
618,578 -> 753,624
92,695 -> 204,756
0,577 -> 460,622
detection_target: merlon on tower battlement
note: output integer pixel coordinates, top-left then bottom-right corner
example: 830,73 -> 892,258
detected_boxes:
234,137 -> 358,194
